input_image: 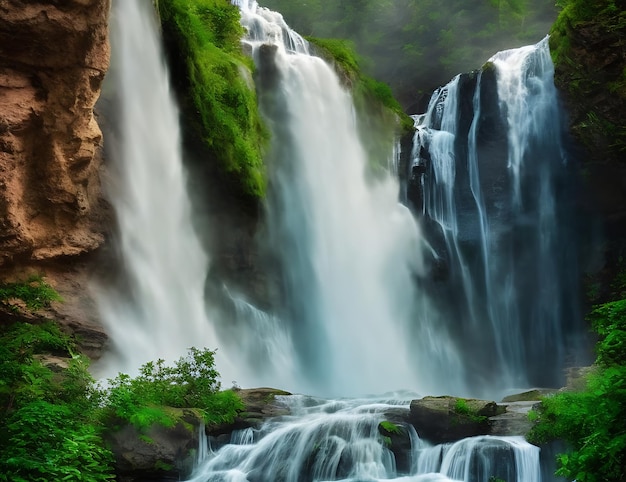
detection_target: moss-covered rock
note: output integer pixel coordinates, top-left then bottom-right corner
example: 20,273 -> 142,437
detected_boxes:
106,408 -> 204,481
158,0 -> 268,204
550,0 -> 626,163
409,396 -> 504,444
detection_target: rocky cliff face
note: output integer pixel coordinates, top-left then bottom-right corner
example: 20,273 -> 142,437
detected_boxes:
0,0 -> 110,265
550,3 -> 626,298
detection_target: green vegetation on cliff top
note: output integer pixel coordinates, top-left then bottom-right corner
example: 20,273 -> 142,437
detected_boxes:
158,0 -> 268,200
306,37 -> 414,173
549,0 -> 626,159
262,0 -> 559,106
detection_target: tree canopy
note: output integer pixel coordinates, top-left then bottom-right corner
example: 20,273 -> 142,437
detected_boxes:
260,0 -> 558,108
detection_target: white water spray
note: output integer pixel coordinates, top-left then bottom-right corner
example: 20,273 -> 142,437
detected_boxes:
94,0 -> 230,379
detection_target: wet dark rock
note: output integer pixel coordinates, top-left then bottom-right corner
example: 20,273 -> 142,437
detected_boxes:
378,420 -> 413,474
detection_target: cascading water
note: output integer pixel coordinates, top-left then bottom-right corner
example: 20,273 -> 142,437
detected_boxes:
409,37 -> 585,395
180,6 -> 556,481
235,0 -> 460,397
186,394 -> 543,482
94,0 -> 231,378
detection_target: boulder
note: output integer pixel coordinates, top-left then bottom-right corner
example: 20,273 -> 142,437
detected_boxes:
409,396 -> 504,444
378,420 -> 413,474
490,401 -> 540,437
207,387 -> 292,437
501,388 -> 557,403
107,408 -> 203,482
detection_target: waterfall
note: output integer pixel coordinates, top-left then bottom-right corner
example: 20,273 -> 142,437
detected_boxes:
93,0 -> 232,379
186,394 -> 542,482
235,0 -> 448,397
410,37 -> 583,395
96,2 -> 580,480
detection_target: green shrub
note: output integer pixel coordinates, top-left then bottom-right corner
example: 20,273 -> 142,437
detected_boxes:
102,347 -> 244,428
158,0 -> 268,200
527,299 -> 626,481
0,322 -> 114,481
2,400 -> 114,482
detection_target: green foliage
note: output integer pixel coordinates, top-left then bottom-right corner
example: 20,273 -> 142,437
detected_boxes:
306,37 -> 361,75
2,401 -> 114,482
379,420 -> 402,434
0,320 -> 242,480
0,322 -> 114,481
0,275 -> 62,311
262,0 -> 559,106
307,36 -> 412,131
527,299 -> 626,481
102,347 -> 244,428
549,0 -> 626,163
158,0 -> 268,200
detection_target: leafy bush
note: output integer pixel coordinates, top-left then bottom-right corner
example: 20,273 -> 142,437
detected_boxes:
158,0 -> 268,200
2,400 -> 114,482
0,322 -> 114,481
527,299 -> 626,481
102,347 -> 244,428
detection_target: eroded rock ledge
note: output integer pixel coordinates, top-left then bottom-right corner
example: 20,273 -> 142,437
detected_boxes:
0,0 -> 111,265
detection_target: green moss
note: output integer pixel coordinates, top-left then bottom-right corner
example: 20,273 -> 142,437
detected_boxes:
305,37 -> 361,76
453,398 -> 488,423
158,0 -> 268,200
154,460 -> 174,472
379,420 -> 402,435
307,36 -> 413,134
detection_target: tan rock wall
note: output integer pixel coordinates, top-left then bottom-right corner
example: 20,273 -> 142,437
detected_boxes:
0,0 -> 110,264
